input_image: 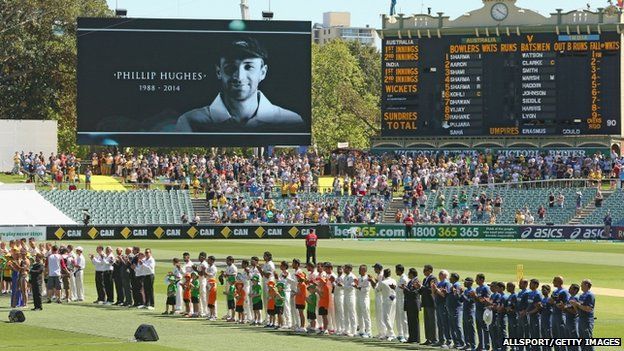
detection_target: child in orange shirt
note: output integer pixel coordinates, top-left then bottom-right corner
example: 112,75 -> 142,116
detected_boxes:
295,272 -> 308,332
317,276 -> 331,335
182,273 -> 192,316
234,280 -> 246,324
207,277 -> 217,321
266,280 -> 277,327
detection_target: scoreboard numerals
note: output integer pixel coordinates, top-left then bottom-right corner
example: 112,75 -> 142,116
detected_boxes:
588,50 -> 602,130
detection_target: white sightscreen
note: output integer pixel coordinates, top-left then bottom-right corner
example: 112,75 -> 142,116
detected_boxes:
0,120 -> 57,172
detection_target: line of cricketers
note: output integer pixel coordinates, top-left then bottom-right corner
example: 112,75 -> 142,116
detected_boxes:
168,252 -> 596,351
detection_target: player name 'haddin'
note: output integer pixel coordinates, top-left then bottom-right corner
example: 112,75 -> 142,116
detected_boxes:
113,71 -> 205,81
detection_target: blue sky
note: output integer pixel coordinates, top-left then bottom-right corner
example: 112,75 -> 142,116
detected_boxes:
106,0 -> 617,27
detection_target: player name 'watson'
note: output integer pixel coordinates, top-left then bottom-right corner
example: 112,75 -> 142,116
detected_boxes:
113,71 -> 206,81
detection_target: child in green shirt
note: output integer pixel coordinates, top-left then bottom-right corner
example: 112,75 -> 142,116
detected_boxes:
250,275 -> 263,325
306,284 -> 318,332
189,272 -> 200,318
275,282 -> 286,329
223,275 -> 236,322
163,275 -> 177,315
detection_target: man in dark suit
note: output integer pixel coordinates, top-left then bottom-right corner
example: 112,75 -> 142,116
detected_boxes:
404,267 -> 422,344
419,264 -> 438,345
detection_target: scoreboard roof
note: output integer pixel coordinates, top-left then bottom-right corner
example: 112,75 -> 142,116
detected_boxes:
380,0 -> 623,37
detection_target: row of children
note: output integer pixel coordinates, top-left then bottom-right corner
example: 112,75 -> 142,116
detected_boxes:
162,253 -> 378,336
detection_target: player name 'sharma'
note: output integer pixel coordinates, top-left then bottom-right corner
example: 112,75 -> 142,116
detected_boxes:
449,76 -> 473,82
114,71 -> 204,80
450,54 -> 473,60
450,84 -> 472,90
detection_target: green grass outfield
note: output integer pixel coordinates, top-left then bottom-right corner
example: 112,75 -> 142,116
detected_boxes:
1,239 -> 623,350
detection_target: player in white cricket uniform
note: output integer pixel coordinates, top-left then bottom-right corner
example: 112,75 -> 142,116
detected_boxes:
74,246 -> 86,301
395,264 -> 409,342
261,252 -> 275,323
278,261 -> 293,328
372,263 -> 386,338
224,256 -> 238,319
248,257 -> 261,322
240,259 -> 253,322
197,252 -> 209,317
323,262 -> 337,333
205,256 -> 218,319
333,266 -> 345,335
380,268 -> 397,341
290,259 -> 304,329
356,264 -> 372,338
182,253 -> 194,312
342,264 -> 358,337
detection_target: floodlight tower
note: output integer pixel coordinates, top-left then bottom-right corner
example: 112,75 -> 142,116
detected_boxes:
240,0 -> 250,20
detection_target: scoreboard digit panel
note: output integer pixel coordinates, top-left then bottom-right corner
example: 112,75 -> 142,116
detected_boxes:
381,33 -> 621,137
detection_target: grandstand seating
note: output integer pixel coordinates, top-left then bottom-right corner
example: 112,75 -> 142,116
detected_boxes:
39,190 -> 194,225
581,189 -> 624,225
35,187 -> 610,226
420,187 -> 596,225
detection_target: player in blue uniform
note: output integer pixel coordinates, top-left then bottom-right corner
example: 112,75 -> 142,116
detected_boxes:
487,282 -> 500,351
505,282 -> 519,351
447,273 -> 465,349
562,284 -> 580,351
526,279 -> 542,351
460,277 -> 477,351
494,282 -> 508,351
432,270 -> 452,348
549,277 -> 569,351
539,285 -> 553,351
473,273 -> 491,351
516,279 -> 529,351
571,280 -> 595,351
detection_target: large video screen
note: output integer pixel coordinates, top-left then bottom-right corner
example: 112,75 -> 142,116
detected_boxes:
77,18 -> 311,146
381,32 -> 621,137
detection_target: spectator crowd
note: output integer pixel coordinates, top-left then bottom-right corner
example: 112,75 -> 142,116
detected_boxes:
11,149 -> 624,225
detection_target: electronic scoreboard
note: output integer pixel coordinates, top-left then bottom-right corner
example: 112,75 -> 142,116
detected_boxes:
381,33 -> 621,137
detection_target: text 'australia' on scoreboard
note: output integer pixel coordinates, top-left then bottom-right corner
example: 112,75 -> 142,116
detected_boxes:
381,33 -> 621,137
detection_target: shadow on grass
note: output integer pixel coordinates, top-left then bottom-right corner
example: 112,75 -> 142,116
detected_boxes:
0,302 -> 436,350
192,321 -> 435,350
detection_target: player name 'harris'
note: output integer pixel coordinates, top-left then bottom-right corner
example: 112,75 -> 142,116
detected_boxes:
113,71 -> 206,81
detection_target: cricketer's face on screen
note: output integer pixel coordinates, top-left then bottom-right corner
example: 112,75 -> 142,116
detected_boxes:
216,57 -> 267,101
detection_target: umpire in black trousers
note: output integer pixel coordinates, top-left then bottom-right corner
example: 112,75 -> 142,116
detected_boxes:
130,247 -> 144,306
404,268 -> 422,343
420,264 -> 438,345
113,250 -> 125,305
